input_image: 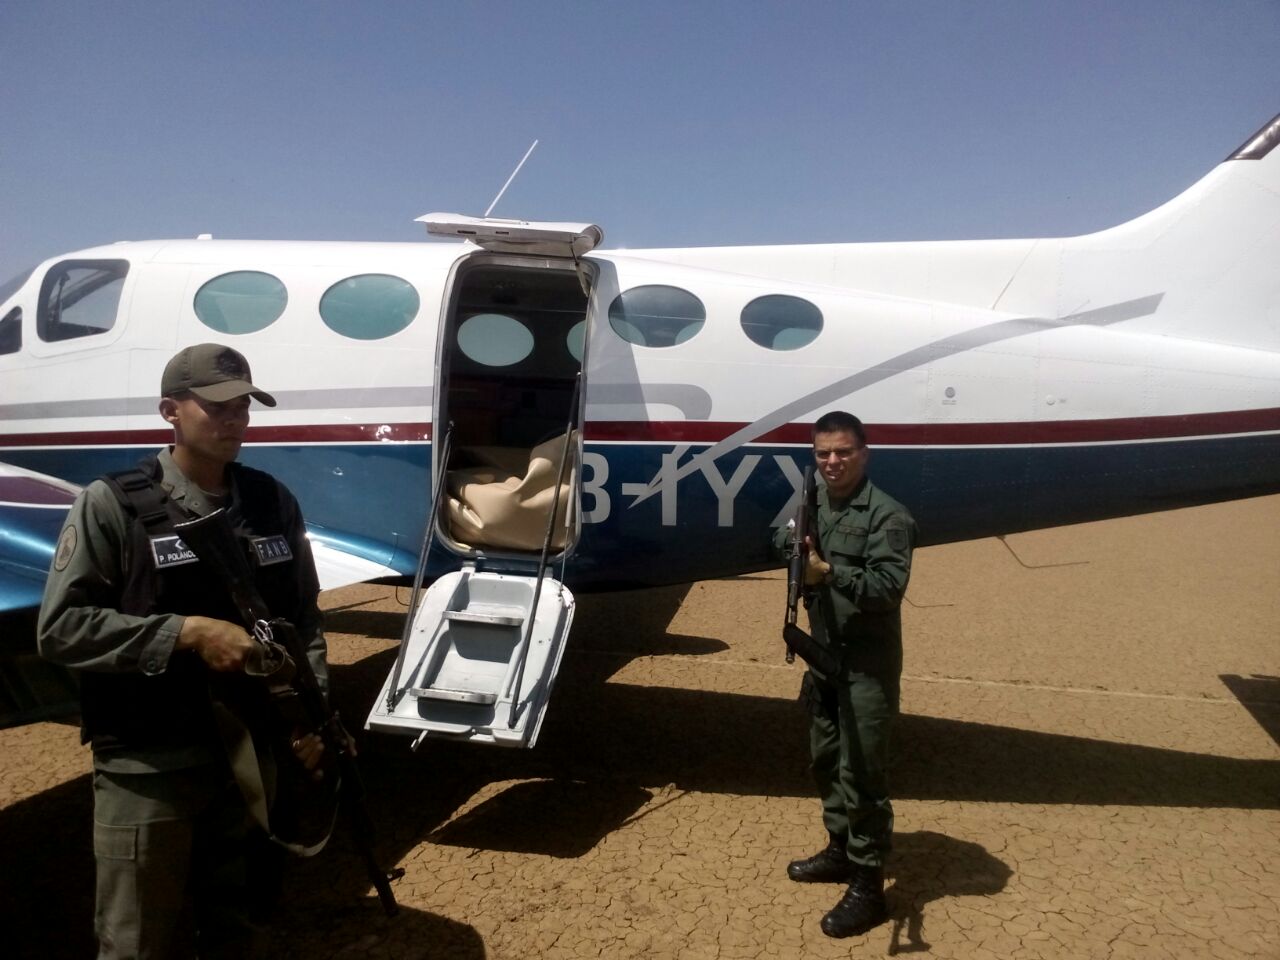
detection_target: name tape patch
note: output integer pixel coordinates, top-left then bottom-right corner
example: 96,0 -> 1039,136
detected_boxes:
150,535 -> 198,569
251,535 -> 293,566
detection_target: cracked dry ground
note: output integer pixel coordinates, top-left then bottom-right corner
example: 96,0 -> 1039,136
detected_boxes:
3,494 -> 1278,959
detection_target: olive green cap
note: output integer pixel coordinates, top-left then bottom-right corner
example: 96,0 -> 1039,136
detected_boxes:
161,343 -> 277,407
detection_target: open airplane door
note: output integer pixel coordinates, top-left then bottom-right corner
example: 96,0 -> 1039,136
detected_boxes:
366,215 -> 599,748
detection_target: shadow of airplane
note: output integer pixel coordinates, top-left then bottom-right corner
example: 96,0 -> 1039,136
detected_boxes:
1219,674 -> 1280,749
341,647 -> 1279,811
8,583 -> 1274,957
0,773 -> 96,959
255,895 -> 484,959
6,652 -> 1273,958
428,777 -> 654,858
0,765 -> 486,960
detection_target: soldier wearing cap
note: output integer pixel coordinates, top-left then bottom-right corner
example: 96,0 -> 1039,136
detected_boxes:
773,410 -> 917,939
38,343 -> 328,959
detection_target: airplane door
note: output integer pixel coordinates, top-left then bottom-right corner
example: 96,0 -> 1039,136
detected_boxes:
429,246 -> 596,559
366,216 -> 599,748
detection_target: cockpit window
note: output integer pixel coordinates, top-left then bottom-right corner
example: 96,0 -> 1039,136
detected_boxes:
38,260 -> 129,342
740,294 -> 823,350
320,274 -> 419,340
608,285 -> 705,348
0,266 -> 34,305
456,313 -> 535,366
0,307 -> 20,355
194,271 -> 287,334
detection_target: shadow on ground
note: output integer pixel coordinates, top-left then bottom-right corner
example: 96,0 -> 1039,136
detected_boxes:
7,583 -> 1276,957
1220,674 -> 1280,748
257,899 -> 484,960
6,656 -> 1274,958
0,773 -> 96,959
340,643 -> 1280,812
885,830 -> 1013,955
429,777 -> 653,857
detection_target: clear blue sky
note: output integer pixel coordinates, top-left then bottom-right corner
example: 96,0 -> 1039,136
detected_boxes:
1,1 -> 1276,284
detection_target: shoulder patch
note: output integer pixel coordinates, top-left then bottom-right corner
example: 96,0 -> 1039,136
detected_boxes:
886,525 -> 910,553
54,525 -> 78,571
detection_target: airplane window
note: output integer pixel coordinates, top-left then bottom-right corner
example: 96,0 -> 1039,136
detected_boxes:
194,271 -> 287,334
608,285 -> 705,347
37,260 -> 129,342
457,313 -> 534,366
0,307 -> 19,355
740,294 -> 823,351
320,274 -> 420,340
566,320 -> 585,361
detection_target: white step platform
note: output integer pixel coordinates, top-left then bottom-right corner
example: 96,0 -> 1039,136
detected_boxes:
366,566 -> 575,748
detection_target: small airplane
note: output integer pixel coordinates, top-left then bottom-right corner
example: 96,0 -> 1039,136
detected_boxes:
2,113 -> 1278,745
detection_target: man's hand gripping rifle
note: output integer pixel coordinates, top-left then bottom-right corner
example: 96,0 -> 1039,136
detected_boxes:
783,466 -> 839,676
173,509 -> 402,918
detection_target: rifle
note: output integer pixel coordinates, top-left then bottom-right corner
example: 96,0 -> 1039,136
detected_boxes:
783,466 -> 840,676
174,509 -> 402,918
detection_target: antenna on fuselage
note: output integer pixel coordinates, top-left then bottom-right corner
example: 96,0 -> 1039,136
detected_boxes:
483,139 -> 539,218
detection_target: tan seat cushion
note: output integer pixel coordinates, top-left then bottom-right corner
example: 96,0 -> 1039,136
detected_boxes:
447,432 -> 577,551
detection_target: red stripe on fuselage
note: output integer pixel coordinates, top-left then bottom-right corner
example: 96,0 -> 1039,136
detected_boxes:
1,408 -> 1277,449
0,423 -> 433,447
583,407 -> 1280,444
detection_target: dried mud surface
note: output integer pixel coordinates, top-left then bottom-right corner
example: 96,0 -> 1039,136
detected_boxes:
3,494 -> 1278,959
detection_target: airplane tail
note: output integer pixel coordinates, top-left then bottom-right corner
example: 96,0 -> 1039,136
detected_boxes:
992,113 -> 1280,351
631,113 -> 1280,353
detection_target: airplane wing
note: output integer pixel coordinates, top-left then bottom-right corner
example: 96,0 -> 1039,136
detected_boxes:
305,531 -> 405,592
0,458 -> 397,607
0,465 -> 80,728
0,463 -> 78,621
0,462 -> 398,729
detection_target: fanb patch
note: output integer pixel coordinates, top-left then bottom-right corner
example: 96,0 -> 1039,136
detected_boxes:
54,526 -> 78,571
150,534 -> 198,569
887,524 -> 910,553
250,535 -> 293,566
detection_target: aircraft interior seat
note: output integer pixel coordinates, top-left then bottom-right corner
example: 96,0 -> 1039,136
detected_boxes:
446,430 -> 577,552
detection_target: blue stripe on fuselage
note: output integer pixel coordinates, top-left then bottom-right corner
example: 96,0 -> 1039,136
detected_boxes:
5,432 -> 1279,590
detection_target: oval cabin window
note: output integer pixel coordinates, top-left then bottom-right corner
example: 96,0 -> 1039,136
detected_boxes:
740,294 -> 823,350
608,285 -> 705,347
456,313 -> 535,366
194,271 -> 288,334
320,274 -> 420,340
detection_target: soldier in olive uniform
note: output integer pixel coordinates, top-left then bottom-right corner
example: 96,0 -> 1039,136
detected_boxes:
38,344 -> 327,959
774,410 -> 916,939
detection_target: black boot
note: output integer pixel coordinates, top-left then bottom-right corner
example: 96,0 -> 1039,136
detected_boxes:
786,833 -> 853,883
820,863 -> 888,938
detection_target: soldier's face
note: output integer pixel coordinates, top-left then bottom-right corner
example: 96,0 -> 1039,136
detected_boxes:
813,429 -> 867,499
161,393 -> 251,465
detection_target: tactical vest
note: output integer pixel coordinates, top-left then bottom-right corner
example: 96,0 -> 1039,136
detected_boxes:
79,456 -> 303,756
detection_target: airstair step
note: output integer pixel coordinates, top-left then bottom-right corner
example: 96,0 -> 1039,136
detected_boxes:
367,566 -> 576,749
410,686 -> 498,705
443,608 -> 525,627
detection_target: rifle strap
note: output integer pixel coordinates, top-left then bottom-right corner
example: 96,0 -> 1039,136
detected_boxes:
210,699 -> 276,839
210,695 -> 334,857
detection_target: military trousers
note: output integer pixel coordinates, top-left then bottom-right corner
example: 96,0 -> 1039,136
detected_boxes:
92,764 -> 256,959
802,664 -> 900,867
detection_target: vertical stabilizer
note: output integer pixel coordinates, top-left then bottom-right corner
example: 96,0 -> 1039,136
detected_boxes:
994,113 -> 1280,351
